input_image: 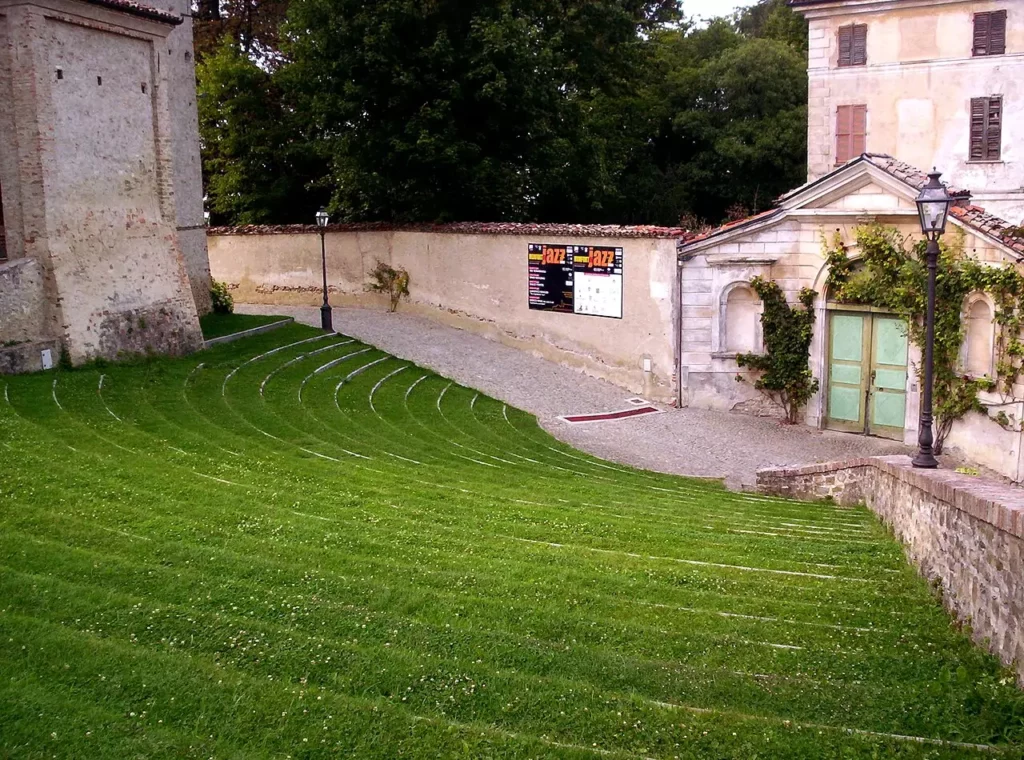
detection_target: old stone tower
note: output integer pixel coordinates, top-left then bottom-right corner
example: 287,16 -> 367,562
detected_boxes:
0,0 -> 212,372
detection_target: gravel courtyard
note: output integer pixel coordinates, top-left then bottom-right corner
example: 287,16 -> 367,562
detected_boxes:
238,305 -> 910,488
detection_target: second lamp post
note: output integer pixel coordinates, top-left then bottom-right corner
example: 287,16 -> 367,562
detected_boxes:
912,171 -> 954,469
316,208 -> 333,332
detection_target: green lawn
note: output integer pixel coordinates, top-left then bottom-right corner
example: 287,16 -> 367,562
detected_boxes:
199,312 -> 290,340
1,323 -> 1021,759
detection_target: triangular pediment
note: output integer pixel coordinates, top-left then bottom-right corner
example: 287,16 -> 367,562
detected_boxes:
800,178 -> 916,212
778,161 -> 920,213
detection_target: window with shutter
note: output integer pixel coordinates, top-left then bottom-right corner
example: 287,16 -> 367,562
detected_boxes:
838,24 -> 867,67
973,10 -> 1007,56
970,96 -> 1003,161
836,105 -> 867,165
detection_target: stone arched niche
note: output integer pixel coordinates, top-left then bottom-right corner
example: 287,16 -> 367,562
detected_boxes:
963,294 -> 995,378
721,282 -> 760,355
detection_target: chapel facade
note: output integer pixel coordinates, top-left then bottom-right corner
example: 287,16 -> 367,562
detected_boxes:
676,0 -> 1024,481
0,0 -> 211,372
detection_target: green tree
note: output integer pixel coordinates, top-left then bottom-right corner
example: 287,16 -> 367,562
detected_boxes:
735,0 -> 809,52
639,21 -> 807,224
280,0 -> 679,223
197,40 -> 325,224
194,0 -> 291,63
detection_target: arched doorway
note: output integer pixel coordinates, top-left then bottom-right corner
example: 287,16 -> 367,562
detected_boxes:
824,303 -> 910,441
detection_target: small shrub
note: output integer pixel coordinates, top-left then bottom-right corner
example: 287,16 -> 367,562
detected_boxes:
736,277 -> 819,424
211,281 -> 234,315
58,345 -> 73,371
368,262 -> 410,313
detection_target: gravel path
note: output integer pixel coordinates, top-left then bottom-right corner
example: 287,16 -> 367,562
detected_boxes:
237,305 -> 911,489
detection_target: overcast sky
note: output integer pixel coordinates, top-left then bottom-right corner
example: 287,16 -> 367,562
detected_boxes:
683,0 -> 758,21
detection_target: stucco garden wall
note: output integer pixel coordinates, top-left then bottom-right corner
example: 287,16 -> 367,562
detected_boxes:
757,456 -> 1024,685
208,226 -> 681,402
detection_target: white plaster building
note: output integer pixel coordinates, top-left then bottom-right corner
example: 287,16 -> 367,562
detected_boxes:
676,0 -> 1024,481
0,0 -> 211,372
794,0 -> 1024,222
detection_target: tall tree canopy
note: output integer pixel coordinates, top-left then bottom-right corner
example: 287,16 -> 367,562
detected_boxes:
281,0 -> 680,223
197,41 -> 325,224
196,0 -> 810,227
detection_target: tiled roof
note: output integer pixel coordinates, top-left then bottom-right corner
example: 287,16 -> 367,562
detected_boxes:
861,153 -> 1024,258
673,208 -> 782,250
951,205 -> 1024,258
861,153 -> 971,199
81,0 -> 182,24
209,221 -> 692,239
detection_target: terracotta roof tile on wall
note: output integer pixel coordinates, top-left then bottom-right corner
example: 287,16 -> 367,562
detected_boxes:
952,206 -> 1024,258
861,153 -> 971,199
674,208 -> 783,248
209,221 -> 693,240
80,0 -> 182,24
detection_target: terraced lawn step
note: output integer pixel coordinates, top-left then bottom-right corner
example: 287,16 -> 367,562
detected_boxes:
1,323 -> 1022,759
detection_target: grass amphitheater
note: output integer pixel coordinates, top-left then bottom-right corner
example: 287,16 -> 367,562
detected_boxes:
3,317 -> 1024,759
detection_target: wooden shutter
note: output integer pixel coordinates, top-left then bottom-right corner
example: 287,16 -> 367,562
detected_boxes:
852,24 -> 868,65
987,97 -> 1003,159
836,105 -> 867,164
974,11 -> 1007,56
974,12 -> 991,55
991,10 -> 1007,55
970,96 -> 1002,161
838,26 -> 852,66
851,105 -> 867,156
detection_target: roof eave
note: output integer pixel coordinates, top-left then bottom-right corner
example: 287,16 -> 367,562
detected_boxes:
80,0 -> 182,24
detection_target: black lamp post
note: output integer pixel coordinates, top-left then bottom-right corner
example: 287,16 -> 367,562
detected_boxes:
912,170 -> 954,469
316,208 -> 333,332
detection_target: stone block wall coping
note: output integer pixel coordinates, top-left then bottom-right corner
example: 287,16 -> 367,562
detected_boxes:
208,222 -> 691,240
202,317 -> 293,348
758,455 -> 1024,539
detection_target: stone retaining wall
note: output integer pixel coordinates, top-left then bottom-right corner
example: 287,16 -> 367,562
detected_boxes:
758,456 -> 1024,684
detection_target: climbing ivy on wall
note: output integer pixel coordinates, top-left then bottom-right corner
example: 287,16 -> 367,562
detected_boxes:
736,277 -> 819,424
824,224 -> 1024,452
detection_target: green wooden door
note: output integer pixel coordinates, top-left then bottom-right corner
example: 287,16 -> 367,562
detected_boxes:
868,316 -> 909,440
827,313 -> 869,433
826,311 -> 908,439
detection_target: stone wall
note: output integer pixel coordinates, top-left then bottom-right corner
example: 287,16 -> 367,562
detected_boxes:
0,257 -> 47,344
208,225 -> 681,402
0,0 -> 204,367
164,0 -> 212,315
758,456 -> 1024,684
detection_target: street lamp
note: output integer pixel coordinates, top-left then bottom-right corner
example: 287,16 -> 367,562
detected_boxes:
316,207 -> 333,332
912,170 -> 954,469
